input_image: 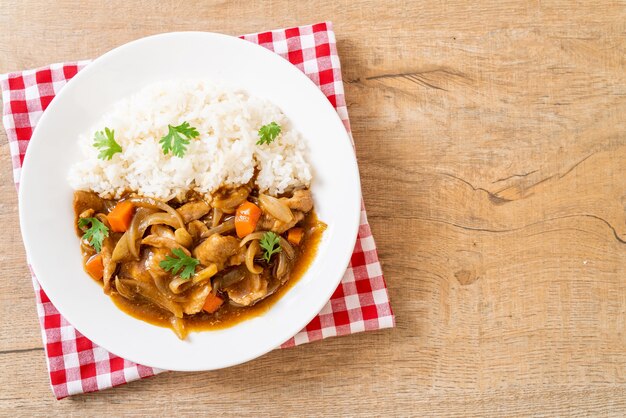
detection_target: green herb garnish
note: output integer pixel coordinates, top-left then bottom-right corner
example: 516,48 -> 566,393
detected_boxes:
159,248 -> 199,279
93,127 -> 122,160
78,217 -> 109,253
259,231 -> 282,263
159,122 -> 200,157
256,122 -> 281,146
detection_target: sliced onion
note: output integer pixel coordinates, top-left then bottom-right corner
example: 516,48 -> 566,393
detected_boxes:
278,236 -> 296,259
141,235 -> 191,256
117,277 -> 183,317
245,240 -> 263,274
259,194 -> 293,223
174,228 -> 193,248
273,251 -> 289,281
203,217 -> 236,238
149,269 -> 172,296
130,212 -> 182,261
139,212 -> 181,231
111,231 -> 132,262
239,231 -> 267,247
192,264 -> 218,285
212,187 -> 250,212
226,273 -> 269,307
115,276 -> 135,300
211,207 -> 223,228
212,267 -> 245,292
127,208 -> 157,260
128,197 -> 184,229
170,316 -> 187,339
101,239 -> 116,294
169,277 -> 192,294
147,268 -> 188,302
238,231 -> 294,259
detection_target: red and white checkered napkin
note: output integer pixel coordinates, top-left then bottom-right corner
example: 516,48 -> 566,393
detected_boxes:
1,22 -> 394,399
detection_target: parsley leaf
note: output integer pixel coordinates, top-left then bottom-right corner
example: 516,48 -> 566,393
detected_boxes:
93,127 -> 122,160
256,122 -> 281,145
159,122 -> 200,157
78,217 -> 109,253
159,248 -> 200,279
259,231 -> 282,263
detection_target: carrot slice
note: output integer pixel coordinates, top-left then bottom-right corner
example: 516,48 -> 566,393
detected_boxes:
203,292 -> 224,314
85,254 -> 104,280
235,201 -> 262,238
287,227 -> 304,245
107,201 -> 135,232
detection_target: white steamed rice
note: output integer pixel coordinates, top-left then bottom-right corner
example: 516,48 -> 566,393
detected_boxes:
68,80 -> 312,200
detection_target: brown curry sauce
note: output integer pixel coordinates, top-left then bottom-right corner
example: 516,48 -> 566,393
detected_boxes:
90,212 -> 326,334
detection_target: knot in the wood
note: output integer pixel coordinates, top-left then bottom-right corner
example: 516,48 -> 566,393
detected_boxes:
454,269 -> 479,286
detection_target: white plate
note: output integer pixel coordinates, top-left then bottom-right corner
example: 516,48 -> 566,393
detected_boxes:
18,32 -> 361,371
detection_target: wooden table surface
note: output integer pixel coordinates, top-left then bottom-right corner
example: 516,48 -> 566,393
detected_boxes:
1,1 -> 625,416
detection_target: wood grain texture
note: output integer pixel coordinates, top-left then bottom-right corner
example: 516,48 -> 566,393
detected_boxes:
1,0 -> 625,416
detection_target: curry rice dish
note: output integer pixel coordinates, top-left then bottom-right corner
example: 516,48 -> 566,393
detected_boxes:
69,80 -> 325,339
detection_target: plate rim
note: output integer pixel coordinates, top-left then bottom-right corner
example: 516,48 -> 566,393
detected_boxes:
18,31 -> 361,371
